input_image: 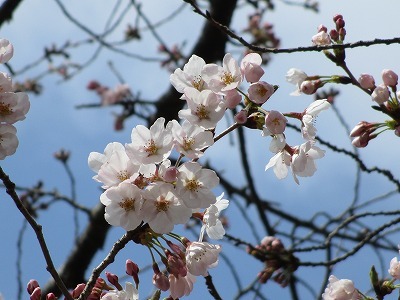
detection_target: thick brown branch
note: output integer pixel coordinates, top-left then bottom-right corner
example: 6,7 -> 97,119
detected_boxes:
0,0 -> 23,28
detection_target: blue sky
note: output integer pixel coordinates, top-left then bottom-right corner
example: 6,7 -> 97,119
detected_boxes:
0,0 -> 400,299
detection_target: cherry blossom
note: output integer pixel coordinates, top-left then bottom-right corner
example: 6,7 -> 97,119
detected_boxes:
0,39 -> 13,64
100,282 -> 138,300
185,241 -> 221,276
312,31 -> 331,46
202,53 -> 242,93
170,120 -> 214,159
141,182 -> 192,234
389,256 -> 400,280
248,81 -> 274,104
96,148 -> 140,189
88,142 -> 125,174
125,117 -> 174,165
302,99 -> 331,140
0,92 -> 30,124
286,68 -> 308,96
358,73 -> 375,89
382,69 -> 398,87
264,110 -> 287,135
0,72 -> 12,93
371,84 -> 389,104
175,161 -> 219,209
199,193 -> 229,241
170,54 -> 208,93
0,124 -> 18,160
265,149 -> 291,180
240,52 -> 264,83
100,182 -> 143,231
101,84 -> 131,106
168,273 -> 196,300
321,275 -> 359,300
178,88 -> 226,130
291,141 -> 325,184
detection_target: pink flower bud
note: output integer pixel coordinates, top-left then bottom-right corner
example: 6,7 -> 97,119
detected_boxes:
371,84 -> 389,104
382,69 -> 398,87
234,110 -> 248,124
395,126 -> 400,137
152,268 -> 170,291
71,283 -> 86,298
351,134 -> 369,148
163,166 -> 178,182
300,80 -> 319,95
27,280 -> 40,295
335,18 -> 345,29
339,28 -> 346,40
329,29 -> 339,41
30,287 -> 41,300
46,293 -> 57,300
105,271 -> 123,291
333,14 -> 343,22
248,81 -> 274,104
317,24 -> 327,32
225,89 -> 242,108
126,259 -> 140,287
87,80 -> 101,90
358,74 -> 375,89
349,121 -> 373,137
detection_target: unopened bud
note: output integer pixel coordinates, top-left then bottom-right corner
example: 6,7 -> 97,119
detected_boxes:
333,14 -> 343,22
234,110 -> 248,124
329,29 -> 339,41
358,74 -> 375,90
126,259 -> 140,287
71,283 -> 86,298
27,280 -> 40,295
30,287 -> 41,300
382,69 -> 398,88
46,293 -> 57,300
105,271 -> 123,291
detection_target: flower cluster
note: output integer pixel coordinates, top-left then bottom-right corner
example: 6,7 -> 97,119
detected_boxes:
347,69 -> 400,147
249,236 -> 299,287
0,39 -> 30,160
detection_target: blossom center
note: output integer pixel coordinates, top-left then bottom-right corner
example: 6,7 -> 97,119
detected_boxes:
155,196 -> 169,212
257,86 -> 267,97
119,198 -> 136,212
0,102 -> 12,116
185,179 -> 202,192
182,137 -> 195,151
192,75 -> 204,91
221,72 -> 234,85
144,139 -> 158,156
196,105 -> 209,120
117,170 -> 130,182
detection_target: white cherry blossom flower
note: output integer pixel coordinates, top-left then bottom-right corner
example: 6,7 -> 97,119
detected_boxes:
170,54 -> 208,93
100,282 -> 138,300
371,84 -> 389,104
286,68 -> 308,96
100,182 -> 143,231
88,142 -> 125,174
175,161 -> 219,209
96,148 -> 140,189
322,275 -> 359,300
178,88 -> 225,130
0,72 -> 12,93
202,53 -> 242,93
389,256 -> 400,280
0,92 -> 30,124
264,110 -> 287,134
240,52 -> 264,83
248,81 -> 274,104
185,241 -> 222,276
312,31 -> 331,46
291,141 -> 325,184
171,120 -> 214,159
168,273 -> 196,300
0,39 -> 13,64
125,117 -> 174,165
302,99 -> 331,140
0,123 -> 18,159
141,182 -> 192,234
265,149 -> 291,180
199,193 -> 229,241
